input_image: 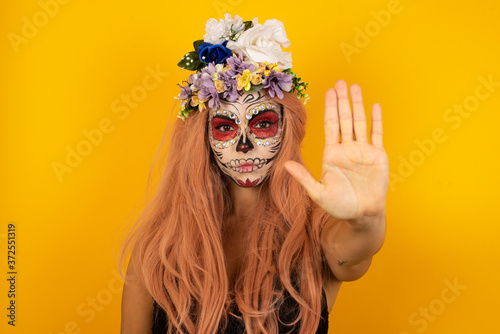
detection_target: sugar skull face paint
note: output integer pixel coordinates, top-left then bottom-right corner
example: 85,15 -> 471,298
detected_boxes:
208,91 -> 283,187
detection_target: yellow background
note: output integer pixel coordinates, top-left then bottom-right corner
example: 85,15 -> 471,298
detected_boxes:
1,0 -> 499,333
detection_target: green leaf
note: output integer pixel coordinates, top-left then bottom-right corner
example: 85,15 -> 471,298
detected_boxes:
243,20 -> 253,31
193,39 -> 204,52
195,61 -> 206,71
178,51 -> 203,71
245,84 -> 263,93
182,101 -> 191,111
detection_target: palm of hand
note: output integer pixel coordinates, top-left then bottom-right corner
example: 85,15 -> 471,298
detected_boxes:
285,80 -> 389,220
320,139 -> 389,219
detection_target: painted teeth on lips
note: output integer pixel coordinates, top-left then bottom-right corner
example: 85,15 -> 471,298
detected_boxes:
228,158 -> 266,173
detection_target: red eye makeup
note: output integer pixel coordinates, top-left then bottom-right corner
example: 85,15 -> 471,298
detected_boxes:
248,111 -> 279,138
243,102 -> 283,147
211,117 -> 238,141
208,109 -> 243,149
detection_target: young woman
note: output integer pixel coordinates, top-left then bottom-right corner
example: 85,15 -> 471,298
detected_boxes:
119,15 -> 389,334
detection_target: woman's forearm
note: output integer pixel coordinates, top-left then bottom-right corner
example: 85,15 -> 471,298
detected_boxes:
322,210 -> 386,269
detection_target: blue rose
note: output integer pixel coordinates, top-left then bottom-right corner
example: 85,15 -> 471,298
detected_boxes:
197,40 -> 232,65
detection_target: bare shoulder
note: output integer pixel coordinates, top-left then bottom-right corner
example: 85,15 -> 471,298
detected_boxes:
121,256 -> 154,334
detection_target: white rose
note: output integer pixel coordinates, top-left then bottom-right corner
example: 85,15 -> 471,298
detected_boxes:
203,13 -> 245,45
226,18 -> 293,69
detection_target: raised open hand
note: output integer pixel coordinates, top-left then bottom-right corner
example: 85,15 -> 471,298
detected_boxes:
284,80 -> 389,221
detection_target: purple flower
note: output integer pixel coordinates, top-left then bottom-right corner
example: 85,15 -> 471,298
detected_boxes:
225,53 -> 255,75
192,63 -> 215,91
218,70 -> 238,102
196,72 -> 221,109
262,70 -> 293,99
178,84 -> 191,100
188,73 -> 198,84
197,41 -> 232,65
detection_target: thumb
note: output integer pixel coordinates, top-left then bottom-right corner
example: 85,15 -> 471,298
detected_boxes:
283,161 -> 323,202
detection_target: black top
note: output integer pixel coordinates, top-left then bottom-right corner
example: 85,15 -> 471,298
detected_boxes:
152,287 -> 329,333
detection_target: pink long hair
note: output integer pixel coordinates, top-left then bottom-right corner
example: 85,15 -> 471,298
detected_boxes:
118,90 -> 332,333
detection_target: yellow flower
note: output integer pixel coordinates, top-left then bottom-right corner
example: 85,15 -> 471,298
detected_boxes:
237,69 -> 252,91
179,80 -> 188,87
215,64 -> 224,73
214,80 -> 225,93
255,62 -> 266,73
266,63 -> 278,70
190,96 -> 200,107
251,73 -> 262,85
198,100 -> 208,112
264,69 -> 271,76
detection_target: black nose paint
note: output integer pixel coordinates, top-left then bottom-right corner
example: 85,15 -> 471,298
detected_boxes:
236,134 -> 254,153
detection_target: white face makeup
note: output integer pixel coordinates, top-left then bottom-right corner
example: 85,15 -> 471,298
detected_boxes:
208,91 -> 283,187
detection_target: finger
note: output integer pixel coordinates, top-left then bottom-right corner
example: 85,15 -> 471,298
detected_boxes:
370,103 -> 384,149
334,80 -> 353,143
284,161 -> 324,202
324,88 -> 340,146
349,84 -> 368,143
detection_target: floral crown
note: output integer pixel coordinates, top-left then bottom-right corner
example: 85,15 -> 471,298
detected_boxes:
175,14 -> 309,120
